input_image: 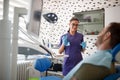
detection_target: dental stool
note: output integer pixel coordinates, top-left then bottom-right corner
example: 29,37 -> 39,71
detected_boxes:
104,43 -> 120,80
34,58 -> 62,80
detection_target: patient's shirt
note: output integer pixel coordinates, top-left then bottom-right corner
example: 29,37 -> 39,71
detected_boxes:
63,50 -> 112,80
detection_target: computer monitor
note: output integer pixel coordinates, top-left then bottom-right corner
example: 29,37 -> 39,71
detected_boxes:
27,0 -> 43,38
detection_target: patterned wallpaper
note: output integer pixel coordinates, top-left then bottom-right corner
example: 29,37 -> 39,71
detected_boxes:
39,0 -> 120,44
38,0 -> 120,55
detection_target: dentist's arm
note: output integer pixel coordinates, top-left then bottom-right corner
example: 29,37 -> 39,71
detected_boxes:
80,42 -> 86,53
58,44 -> 65,54
58,35 -> 69,54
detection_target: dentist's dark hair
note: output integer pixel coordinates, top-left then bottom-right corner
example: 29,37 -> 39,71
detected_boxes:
68,17 -> 79,32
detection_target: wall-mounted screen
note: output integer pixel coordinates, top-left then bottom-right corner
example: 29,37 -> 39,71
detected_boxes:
27,0 -> 43,37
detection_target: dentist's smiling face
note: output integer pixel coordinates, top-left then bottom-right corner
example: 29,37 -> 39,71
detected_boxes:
69,20 -> 79,32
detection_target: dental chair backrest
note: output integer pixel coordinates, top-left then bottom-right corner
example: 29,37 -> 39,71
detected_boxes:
111,43 -> 120,63
104,43 -> 120,80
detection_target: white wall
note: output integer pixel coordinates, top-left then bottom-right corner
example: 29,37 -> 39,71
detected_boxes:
105,6 -> 120,26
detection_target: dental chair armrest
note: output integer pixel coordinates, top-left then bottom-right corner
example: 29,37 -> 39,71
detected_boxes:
104,73 -> 120,80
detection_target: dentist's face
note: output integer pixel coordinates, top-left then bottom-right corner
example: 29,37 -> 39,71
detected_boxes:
69,20 -> 79,32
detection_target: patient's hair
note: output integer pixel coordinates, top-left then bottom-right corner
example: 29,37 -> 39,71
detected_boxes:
107,22 -> 120,49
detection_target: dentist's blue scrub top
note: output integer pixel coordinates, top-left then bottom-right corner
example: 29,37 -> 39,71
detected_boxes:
59,32 -> 84,76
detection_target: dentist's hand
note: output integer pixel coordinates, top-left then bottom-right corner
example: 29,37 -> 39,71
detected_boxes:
80,42 -> 86,49
62,35 -> 70,46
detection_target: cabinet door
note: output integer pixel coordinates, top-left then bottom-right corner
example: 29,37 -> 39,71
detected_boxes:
74,9 -> 104,35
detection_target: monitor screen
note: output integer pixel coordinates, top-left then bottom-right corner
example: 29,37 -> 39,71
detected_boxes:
27,0 -> 43,37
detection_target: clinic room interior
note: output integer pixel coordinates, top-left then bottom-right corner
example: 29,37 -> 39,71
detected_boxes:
0,0 -> 120,80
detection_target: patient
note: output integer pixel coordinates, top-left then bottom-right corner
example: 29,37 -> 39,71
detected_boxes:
63,22 -> 120,80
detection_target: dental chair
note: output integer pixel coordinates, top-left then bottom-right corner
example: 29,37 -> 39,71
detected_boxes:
104,43 -> 120,80
34,58 -> 62,80
63,43 -> 120,80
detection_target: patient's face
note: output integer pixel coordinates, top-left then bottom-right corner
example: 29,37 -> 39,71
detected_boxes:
95,27 -> 108,48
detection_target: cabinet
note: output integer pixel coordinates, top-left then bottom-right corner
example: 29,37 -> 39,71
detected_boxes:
73,9 -> 104,35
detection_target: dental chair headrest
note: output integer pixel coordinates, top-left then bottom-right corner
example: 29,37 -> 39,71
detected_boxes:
111,43 -> 120,63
